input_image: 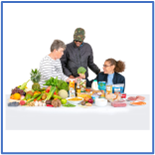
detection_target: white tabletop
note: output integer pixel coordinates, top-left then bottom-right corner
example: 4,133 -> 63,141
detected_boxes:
6,94 -> 150,130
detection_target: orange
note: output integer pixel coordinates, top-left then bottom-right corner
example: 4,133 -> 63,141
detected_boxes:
10,95 -> 14,99
34,91 -> 41,95
13,93 -> 21,100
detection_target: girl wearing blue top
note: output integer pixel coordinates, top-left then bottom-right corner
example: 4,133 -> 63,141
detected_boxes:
86,58 -> 126,92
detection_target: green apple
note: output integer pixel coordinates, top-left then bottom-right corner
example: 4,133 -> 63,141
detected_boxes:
61,99 -> 67,105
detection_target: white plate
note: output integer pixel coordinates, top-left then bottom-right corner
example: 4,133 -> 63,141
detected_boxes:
66,97 -> 84,105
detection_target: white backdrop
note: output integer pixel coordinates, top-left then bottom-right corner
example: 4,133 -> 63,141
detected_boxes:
2,2 -> 153,153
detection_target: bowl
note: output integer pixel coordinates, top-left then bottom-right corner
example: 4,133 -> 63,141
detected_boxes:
66,97 -> 84,105
95,98 -> 107,107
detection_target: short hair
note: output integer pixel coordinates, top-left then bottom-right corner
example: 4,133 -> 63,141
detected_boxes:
50,40 -> 66,52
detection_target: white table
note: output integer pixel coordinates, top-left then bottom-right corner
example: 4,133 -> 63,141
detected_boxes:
6,94 -> 150,130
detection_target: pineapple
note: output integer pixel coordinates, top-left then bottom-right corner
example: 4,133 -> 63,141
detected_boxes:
30,69 -> 41,91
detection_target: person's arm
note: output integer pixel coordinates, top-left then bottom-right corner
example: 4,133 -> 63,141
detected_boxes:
60,48 -> 73,77
87,47 -> 100,75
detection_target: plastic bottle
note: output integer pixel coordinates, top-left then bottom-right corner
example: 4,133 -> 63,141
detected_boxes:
69,79 -> 75,97
91,80 -> 99,91
76,78 -> 81,95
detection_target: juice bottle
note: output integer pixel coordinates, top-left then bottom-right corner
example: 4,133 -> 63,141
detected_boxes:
69,79 -> 75,88
69,79 -> 75,97
76,78 -> 81,95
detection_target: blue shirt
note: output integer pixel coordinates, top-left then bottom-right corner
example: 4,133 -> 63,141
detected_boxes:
106,73 -> 114,85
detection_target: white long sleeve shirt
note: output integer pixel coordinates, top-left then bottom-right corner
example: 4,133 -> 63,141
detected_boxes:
39,55 -> 68,88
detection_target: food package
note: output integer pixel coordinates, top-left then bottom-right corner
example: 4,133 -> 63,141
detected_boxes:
111,100 -> 127,107
98,81 -> 106,92
127,95 -> 145,101
77,92 -> 92,99
121,94 -> 126,99
80,79 -> 86,92
130,101 -> 146,105
112,84 -> 124,94
105,92 -> 121,102
91,94 -> 100,103
92,90 -> 105,98
106,85 -> 112,94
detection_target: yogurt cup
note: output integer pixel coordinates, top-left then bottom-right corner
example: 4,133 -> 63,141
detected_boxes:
91,95 -> 99,103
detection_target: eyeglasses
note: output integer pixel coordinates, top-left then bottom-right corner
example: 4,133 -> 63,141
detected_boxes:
74,40 -> 82,43
103,65 -> 112,68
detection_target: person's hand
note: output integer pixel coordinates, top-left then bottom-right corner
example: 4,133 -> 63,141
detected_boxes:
74,77 -> 81,83
76,76 -> 82,79
79,73 -> 86,79
66,78 -> 70,83
69,75 -> 75,79
73,78 -> 77,83
66,78 -> 76,83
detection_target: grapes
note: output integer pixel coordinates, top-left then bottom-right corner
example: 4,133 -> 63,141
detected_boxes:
11,87 -> 25,96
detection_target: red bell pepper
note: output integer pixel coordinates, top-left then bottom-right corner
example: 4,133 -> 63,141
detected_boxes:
46,89 -> 50,93
53,92 -> 57,95
46,86 -> 51,93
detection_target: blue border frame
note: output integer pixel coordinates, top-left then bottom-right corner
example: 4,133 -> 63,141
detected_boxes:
1,1 -> 154,154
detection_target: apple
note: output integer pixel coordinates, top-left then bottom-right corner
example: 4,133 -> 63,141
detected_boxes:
88,98 -> 93,104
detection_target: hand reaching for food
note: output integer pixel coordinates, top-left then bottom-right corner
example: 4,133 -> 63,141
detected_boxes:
79,73 -> 86,79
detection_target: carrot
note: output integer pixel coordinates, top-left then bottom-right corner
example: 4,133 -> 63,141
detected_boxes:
131,101 -> 146,105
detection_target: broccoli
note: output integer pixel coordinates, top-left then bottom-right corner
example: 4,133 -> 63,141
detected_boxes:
77,67 -> 86,75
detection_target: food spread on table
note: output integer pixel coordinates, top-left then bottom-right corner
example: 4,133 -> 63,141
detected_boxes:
8,68 -> 146,108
